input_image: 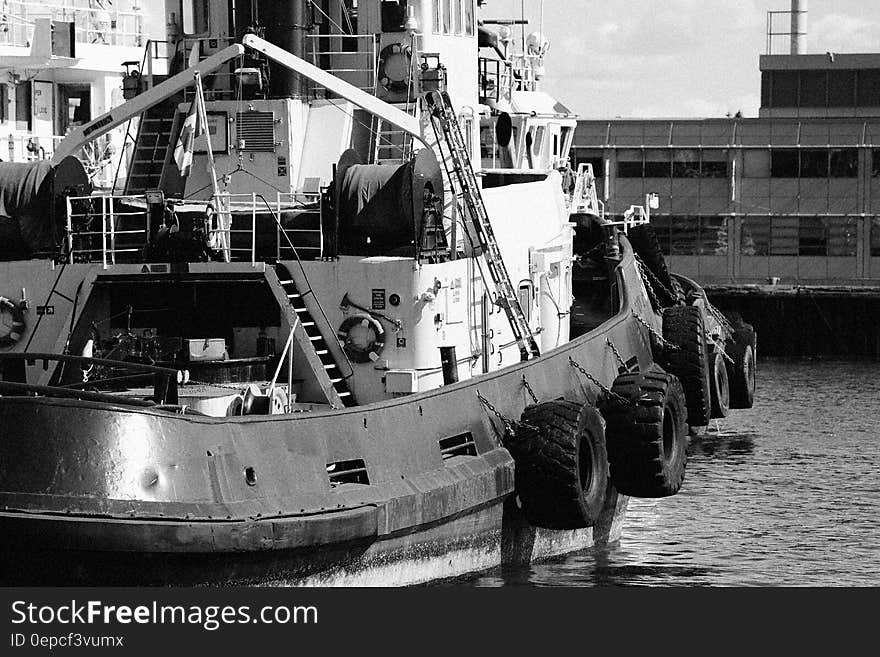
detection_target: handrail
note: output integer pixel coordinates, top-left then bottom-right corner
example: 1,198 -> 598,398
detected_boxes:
251,193 -> 356,381
0,352 -> 182,404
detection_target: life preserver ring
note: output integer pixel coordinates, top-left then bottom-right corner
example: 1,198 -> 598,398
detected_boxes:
377,42 -> 412,95
338,314 -> 386,363
0,297 -> 27,349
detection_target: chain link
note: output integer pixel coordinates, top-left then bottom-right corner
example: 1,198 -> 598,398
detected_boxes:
476,390 -> 537,439
605,338 -> 628,369
187,379 -> 251,391
521,375 -> 539,404
634,254 -> 679,307
634,257 -> 664,311
568,357 -> 632,407
714,344 -> 735,365
631,311 -> 680,351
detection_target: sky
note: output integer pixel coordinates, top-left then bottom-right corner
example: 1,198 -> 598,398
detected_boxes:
481,0 -> 880,118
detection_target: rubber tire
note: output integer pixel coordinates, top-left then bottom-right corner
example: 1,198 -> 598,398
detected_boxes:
627,224 -> 683,307
510,401 -> 609,530
726,341 -> 756,409
709,349 -> 730,419
658,305 -> 712,426
600,364 -> 688,498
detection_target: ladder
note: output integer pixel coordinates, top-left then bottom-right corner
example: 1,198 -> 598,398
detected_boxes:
124,103 -> 175,194
274,263 -> 357,407
372,117 -> 411,164
424,90 -> 540,361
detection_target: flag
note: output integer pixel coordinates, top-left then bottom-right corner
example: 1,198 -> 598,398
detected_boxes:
173,96 -> 201,177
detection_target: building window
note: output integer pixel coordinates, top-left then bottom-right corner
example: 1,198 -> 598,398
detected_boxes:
644,151 -> 671,178
856,69 -> 880,107
770,149 -> 799,177
800,149 -> 829,178
650,215 -> 672,255
872,149 -> 880,177
743,150 -> 771,177
741,217 -> 770,256
570,148 -> 604,178
770,217 -> 799,255
829,149 -> 858,177
871,217 -> 880,256
672,149 -> 700,178
464,0 -> 474,35
617,149 -> 642,177
670,216 -> 698,255
772,71 -> 799,108
798,216 -> 827,255
701,150 -> 729,178
800,71 -> 827,107
827,217 -> 858,256
700,216 -> 729,255
829,70 -> 856,108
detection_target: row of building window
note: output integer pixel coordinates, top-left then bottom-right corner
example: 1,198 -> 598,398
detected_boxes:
648,215 -> 860,257
571,148 -> 880,179
761,69 -> 880,110
432,0 -> 475,36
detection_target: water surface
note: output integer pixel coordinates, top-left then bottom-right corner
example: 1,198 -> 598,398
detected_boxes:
466,359 -> 880,586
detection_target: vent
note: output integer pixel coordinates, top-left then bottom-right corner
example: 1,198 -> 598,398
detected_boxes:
236,111 -> 275,152
327,459 -> 369,486
439,432 -> 478,460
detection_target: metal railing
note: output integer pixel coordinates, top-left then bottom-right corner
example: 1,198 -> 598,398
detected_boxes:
306,33 -> 378,97
63,191 -> 323,267
0,0 -> 144,48
65,194 -> 150,267
569,163 -> 604,219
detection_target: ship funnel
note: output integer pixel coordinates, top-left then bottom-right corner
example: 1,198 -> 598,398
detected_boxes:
790,0 -> 808,55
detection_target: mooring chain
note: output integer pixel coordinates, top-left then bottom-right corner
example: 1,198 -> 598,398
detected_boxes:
521,375 -> 539,404
707,301 -> 735,335
187,379 -> 250,391
568,357 -> 632,407
631,311 -> 680,352
476,390 -> 537,440
634,258 -> 665,311
634,255 -> 678,307
605,338 -> 628,369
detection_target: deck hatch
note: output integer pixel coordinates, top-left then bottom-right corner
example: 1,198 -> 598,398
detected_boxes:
327,459 -> 369,486
439,432 -> 478,460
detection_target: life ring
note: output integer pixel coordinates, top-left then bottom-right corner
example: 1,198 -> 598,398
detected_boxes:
377,42 -> 412,95
600,364 -> 688,498
0,297 -> 27,349
509,400 -> 608,529
338,314 -> 386,363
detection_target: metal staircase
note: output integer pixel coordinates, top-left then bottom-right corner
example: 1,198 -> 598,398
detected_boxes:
273,263 -> 357,407
424,90 -> 540,361
124,103 -> 176,194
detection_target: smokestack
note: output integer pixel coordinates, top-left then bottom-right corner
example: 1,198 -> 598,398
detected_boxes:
790,0 -> 808,55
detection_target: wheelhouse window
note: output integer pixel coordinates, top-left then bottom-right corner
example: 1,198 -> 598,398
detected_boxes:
443,0 -> 452,33
182,0 -> 209,35
464,0 -> 475,35
432,0 -> 441,34
380,1 -> 406,32
453,0 -> 462,34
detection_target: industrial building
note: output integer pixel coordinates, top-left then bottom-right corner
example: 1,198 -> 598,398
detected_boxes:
571,0 -> 880,287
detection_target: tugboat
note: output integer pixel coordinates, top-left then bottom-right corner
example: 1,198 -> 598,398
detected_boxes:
0,1 -> 756,585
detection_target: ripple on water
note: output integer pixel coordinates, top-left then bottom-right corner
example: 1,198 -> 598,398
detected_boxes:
463,359 -> 880,587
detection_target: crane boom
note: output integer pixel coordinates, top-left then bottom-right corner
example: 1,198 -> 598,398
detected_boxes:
52,44 -> 246,163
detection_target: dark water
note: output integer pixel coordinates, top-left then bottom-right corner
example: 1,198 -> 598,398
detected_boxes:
466,359 -> 880,586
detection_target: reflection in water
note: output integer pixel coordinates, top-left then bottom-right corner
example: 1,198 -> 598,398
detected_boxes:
461,359 -> 880,587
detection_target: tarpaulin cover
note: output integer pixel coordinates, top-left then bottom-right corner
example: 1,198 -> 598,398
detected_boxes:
0,161 -> 54,258
337,162 -> 414,255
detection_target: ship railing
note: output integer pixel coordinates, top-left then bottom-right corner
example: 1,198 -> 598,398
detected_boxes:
4,134 -> 66,163
0,0 -> 144,48
500,54 -> 541,94
65,194 -> 150,268
305,34 -> 378,97
63,191 -> 323,267
569,163 -> 604,220
180,37 -> 240,101
210,192 -> 324,265
0,353 -> 181,407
